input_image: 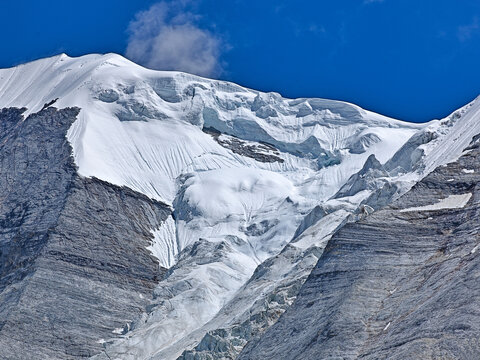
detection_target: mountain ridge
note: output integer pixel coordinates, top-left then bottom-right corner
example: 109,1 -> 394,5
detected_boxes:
0,53 -> 479,359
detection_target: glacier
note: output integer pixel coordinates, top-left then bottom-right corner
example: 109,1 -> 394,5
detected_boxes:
0,53 -> 479,359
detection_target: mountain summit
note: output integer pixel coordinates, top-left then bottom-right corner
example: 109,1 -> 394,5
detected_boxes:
0,54 -> 479,359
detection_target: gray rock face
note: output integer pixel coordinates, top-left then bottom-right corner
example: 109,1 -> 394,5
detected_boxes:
292,205 -> 328,240
0,107 -> 78,293
203,127 -> 284,163
239,141 -> 480,359
334,154 -> 388,199
384,128 -> 437,175
0,107 -> 170,359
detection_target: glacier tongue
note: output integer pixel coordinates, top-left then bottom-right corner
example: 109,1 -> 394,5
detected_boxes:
1,53 -> 478,359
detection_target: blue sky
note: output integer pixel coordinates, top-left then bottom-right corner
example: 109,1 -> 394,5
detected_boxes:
1,0 -> 479,122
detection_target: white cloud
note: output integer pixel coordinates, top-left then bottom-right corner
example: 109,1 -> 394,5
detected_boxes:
457,16 -> 479,42
126,2 -> 223,78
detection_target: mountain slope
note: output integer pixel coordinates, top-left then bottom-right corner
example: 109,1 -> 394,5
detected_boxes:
0,53 -> 478,359
239,123 -> 480,360
0,107 -> 169,359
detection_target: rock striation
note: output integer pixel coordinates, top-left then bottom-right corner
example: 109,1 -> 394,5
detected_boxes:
239,137 -> 480,359
1,54 -> 479,360
0,107 -> 170,359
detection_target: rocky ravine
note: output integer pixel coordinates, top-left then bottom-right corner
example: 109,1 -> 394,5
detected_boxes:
239,128 -> 480,359
0,107 -> 170,359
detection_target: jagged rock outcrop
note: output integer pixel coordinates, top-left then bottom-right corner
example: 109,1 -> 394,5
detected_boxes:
239,139 -> 480,359
335,154 -> 388,199
0,107 -> 170,359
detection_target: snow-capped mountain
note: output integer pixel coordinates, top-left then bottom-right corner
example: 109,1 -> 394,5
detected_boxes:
0,53 -> 479,359
238,101 -> 480,360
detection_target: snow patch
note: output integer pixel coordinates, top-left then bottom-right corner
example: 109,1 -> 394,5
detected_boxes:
400,193 -> 472,212
471,244 -> 480,254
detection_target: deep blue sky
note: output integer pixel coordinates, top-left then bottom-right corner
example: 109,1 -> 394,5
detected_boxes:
1,0 -> 479,122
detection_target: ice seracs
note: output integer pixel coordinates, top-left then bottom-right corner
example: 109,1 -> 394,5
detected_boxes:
1,53 -> 479,359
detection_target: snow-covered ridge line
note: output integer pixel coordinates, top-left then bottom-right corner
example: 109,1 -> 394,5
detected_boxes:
1,53 -> 479,359
0,53 -> 425,202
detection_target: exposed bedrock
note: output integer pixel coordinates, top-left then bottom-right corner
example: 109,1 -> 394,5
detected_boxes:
239,140 -> 480,359
335,154 -> 388,199
0,107 -> 170,359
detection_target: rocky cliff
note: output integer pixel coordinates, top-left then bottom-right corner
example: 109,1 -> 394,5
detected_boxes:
1,54 -> 479,360
239,131 -> 480,359
0,106 -> 170,359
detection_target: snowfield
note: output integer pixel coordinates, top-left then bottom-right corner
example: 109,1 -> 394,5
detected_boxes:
400,193 -> 472,212
1,53 -> 479,359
